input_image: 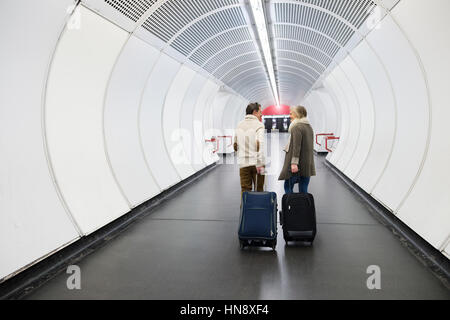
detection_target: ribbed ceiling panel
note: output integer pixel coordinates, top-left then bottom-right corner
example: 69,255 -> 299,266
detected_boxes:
213,53 -> 261,79
273,0 -> 376,104
171,7 -> 247,56
274,3 -> 353,47
221,60 -> 264,83
277,67 -> 315,84
190,27 -> 253,67
229,73 -> 267,90
100,0 -> 380,104
246,87 -> 272,99
292,0 -> 375,28
202,41 -> 256,73
276,51 -> 326,74
273,24 -> 339,58
142,0 -> 239,42
276,59 -> 320,79
231,72 -> 268,86
276,39 -> 331,67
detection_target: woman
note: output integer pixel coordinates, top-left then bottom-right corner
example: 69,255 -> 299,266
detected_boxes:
278,105 -> 316,194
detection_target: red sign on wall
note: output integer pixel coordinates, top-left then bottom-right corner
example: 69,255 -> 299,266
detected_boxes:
262,105 -> 291,116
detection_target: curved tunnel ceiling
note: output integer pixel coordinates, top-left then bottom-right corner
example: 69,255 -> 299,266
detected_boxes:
84,0 -> 399,106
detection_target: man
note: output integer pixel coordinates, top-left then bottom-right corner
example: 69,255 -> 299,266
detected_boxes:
234,102 -> 266,197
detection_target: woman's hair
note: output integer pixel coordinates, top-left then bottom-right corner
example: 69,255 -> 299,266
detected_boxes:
291,105 -> 307,119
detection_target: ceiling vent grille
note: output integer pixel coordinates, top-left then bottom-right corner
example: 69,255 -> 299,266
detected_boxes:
245,87 -> 272,99
213,52 -> 261,79
100,0 -> 379,103
229,72 -> 267,89
278,72 -> 313,85
277,67 -> 315,85
276,59 -> 319,79
171,7 -> 247,57
104,0 -> 157,22
202,41 -> 257,73
276,51 -> 325,74
142,0 -> 240,43
221,60 -> 264,83
232,82 -> 269,95
274,3 -> 354,46
190,27 -> 253,67
273,24 -> 339,58
272,0 -> 376,103
276,39 -> 331,67
291,0 -> 375,28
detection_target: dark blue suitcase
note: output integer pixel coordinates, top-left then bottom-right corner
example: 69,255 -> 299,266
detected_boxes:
238,191 -> 278,250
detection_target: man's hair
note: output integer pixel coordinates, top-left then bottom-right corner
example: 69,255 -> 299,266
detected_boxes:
246,102 -> 261,115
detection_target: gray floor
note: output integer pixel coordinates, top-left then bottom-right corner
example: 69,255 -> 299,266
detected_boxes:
25,133 -> 450,300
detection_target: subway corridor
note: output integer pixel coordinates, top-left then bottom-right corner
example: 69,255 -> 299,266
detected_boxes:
1,0 -> 450,301
23,134 -> 450,300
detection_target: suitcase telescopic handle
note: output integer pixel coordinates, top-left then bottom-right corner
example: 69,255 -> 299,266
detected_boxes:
255,169 -> 265,192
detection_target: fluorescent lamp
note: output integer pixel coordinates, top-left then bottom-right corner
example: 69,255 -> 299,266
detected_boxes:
249,0 -> 280,107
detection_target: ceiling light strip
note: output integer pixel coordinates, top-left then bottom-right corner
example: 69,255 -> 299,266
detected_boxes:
249,0 -> 280,106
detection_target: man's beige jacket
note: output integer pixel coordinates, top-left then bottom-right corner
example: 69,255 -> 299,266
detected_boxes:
233,115 -> 266,169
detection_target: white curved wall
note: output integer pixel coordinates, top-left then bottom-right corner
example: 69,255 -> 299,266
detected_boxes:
180,74 -> 208,172
210,92 -> 234,154
202,84 -> 221,165
303,0 -> 450,256
392,0 -> 450,251
307,89 -> 339,149
104,35 -> 161,207
0,3 -> 244,281
306,89 -> 339,153
351,40 -> 396,193
340,56 -> 375,180
163,65 -> 197,180
222,96 -> 241,131
368,15 -> 429,212
226,96 -> 247,131
316,89 -> 339,137
304,93 -> 323,137
323,73 -> 349,164
194,80 -> 220,166
45,5 -> 130,235
0,0 -> 80,281
213,93 -> 233,133
331,66 -> 361,173
140,53 -> 182,190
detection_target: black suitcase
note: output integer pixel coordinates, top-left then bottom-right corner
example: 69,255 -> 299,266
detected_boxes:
280,193 -> 316,244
